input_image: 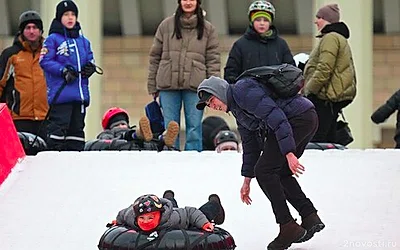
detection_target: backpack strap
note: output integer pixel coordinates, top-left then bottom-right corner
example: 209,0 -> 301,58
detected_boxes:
188,230 -> 211,250
338,110 -> 347,122
135,230 -> 167,250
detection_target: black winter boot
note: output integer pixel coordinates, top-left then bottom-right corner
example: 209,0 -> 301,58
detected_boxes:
267,220 -> 306,250
209,194 -> 225,225
295,212 -> 325,243
163,190 -> 178,208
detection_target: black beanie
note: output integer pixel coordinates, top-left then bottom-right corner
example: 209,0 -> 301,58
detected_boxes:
202,116 -> 230,150
56,0 -> 79,21
107,113 -> 129,129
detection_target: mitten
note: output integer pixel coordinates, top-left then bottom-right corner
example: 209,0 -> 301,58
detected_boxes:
81,62 -> 96,78
123,129 -> 136,141
202,222 -> 214,232
62,65 -> 78,83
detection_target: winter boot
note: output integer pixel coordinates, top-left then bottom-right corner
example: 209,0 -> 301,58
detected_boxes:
294,212 -> 325,243
163,190 -> 175,200
267,220 -> 307,250
160,121 -> 179,147
209,194 -> 225,225
163,190 -> 178,208
135,116 -> 153,142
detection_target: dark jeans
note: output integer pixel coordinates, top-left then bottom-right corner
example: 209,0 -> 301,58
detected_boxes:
165,197 -> 220,223
254,108 -> 319,224
308,95 -> 351,143
46,103 -> 86,151
14,120 -> 47,140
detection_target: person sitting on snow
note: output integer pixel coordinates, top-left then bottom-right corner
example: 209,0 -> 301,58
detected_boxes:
113,191 -> 225,233
97,107 -> 179,148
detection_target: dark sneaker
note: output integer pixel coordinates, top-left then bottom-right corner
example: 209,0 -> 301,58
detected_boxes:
163,121 -> 179,147
137,116 -> 153,142
295,213 -> 325,243
267,220 -> 306,250
208,194 -> 225,225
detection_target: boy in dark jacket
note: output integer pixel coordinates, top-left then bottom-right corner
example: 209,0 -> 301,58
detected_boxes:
114,192 -> 225,233
196,76 -> 325,250
224,1 -> 294,84
98,107 -> 180,149
371,89 -> 400,148
40,0 -> 97,151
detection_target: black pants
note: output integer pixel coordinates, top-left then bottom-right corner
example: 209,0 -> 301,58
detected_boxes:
308,95 -> 351,143
46,103 -> 86,151
166,197 -> 220,223
395,113 -> 400,148
254,108 -> 318,224
14,120 -> 47,140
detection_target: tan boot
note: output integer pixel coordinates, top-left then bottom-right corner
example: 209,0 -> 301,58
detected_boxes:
136,116 -> 153,142
162,121 -> 179,147
267,220 -> 306,250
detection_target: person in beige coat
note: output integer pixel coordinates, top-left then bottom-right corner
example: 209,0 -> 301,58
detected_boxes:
303,4 -> 356,144
147,0 -> 220,151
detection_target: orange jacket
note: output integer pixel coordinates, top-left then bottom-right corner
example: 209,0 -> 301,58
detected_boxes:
0,35 -> 48,120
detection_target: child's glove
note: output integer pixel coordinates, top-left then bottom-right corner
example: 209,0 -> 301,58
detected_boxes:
202,222 -> 214,232
106,219 -> 118,228
81,62 -> 97,78
62,65 -> 78,83
123,129 -> 136,141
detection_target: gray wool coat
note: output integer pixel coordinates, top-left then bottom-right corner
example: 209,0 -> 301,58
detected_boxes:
116,198 -> 209,231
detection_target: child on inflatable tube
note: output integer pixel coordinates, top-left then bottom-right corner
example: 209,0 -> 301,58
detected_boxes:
113,191 -> 225,233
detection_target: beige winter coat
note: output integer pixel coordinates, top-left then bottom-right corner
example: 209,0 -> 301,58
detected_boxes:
147,15 -> 221,94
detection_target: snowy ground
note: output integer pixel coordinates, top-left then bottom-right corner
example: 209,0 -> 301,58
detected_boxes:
0,149 -> 399,250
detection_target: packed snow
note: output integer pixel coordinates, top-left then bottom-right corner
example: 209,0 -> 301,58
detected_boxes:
0,149 -> 399,250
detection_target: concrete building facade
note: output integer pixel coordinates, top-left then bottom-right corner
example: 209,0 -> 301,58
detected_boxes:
0,0 -> 398,148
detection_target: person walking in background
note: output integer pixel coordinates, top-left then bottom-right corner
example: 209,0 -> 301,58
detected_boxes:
224,0 -> 294,84
0,10 -> 48,140
147,0 -> 220,151
196,76 -> 325,250
40,0 -> 97,151
303,4 -> 356,144
371,89 -> 400,148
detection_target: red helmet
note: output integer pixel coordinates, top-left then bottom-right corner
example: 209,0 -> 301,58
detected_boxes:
101,107 -> 129,130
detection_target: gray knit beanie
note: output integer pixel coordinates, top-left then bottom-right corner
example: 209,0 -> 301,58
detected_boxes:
196,76 -> 229,110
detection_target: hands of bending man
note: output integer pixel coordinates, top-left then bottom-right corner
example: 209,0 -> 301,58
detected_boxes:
240,177 -> 252,205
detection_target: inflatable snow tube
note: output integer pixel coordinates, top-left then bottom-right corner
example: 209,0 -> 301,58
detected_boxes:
17,132 -> 47,155
84,139 -> 160,151
306,142 -> 347,150
98,226 -> 236,250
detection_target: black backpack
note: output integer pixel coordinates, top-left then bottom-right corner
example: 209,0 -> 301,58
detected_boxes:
235,64 -> 305,98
